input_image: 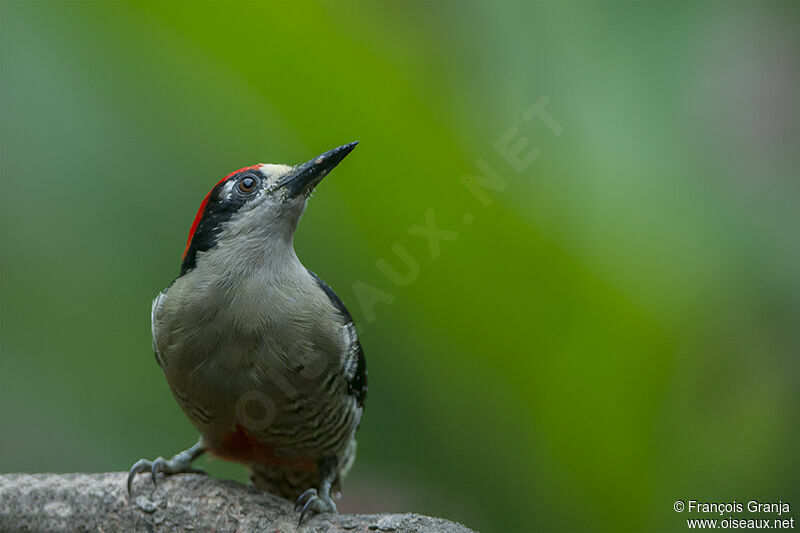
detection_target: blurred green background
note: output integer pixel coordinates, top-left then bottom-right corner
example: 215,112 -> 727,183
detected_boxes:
2,2 -> 799,532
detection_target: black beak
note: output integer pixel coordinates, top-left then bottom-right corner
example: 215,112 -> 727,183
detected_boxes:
280,141 -> 358,198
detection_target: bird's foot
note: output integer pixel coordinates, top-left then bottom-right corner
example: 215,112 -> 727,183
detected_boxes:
127,439 -> 206,495
295,488 -> 338,524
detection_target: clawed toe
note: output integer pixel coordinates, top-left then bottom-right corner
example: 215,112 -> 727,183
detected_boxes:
127,459 -> 153,494
295,488 -> 317,512
151,457 -> 166,485
127,456 -> 207,495
295,487 -> 337,524
127,440 -> 207,496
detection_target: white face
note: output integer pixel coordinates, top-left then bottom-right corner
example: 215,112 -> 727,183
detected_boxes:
218,163 -> 310,245
182,163 -> 310,277
182,144 -> 357,276
217,164 -> 292,201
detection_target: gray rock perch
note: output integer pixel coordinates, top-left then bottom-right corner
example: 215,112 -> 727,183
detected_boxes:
0,473 -> 476,533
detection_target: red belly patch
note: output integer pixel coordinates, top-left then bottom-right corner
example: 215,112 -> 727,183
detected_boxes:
211,425 -> 317,472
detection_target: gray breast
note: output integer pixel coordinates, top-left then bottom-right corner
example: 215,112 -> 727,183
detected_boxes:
152,262 -> 361,458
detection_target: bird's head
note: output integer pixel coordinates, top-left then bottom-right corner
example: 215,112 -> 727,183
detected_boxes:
180,142 -> 358,276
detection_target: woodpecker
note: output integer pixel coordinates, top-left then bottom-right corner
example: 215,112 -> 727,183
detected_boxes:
127,142 -> 367,522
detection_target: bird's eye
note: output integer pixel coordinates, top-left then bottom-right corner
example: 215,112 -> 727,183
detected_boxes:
239,176 -> 257,193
